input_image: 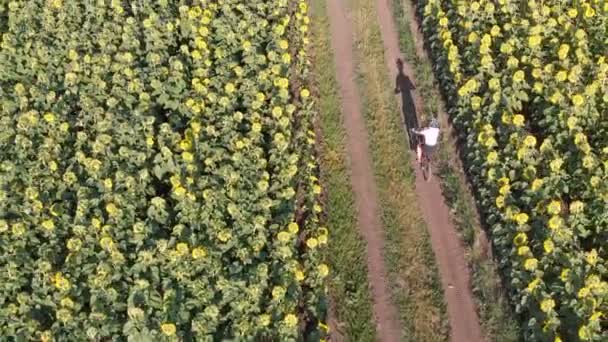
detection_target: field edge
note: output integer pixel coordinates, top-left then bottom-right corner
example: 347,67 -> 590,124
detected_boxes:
391,0 -> 521,340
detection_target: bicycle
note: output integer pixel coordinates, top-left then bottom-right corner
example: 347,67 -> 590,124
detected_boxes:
411,129 -> 433,182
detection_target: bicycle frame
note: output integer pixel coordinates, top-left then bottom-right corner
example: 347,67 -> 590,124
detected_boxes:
414,135 -> 428,161
414,133 -> 432,181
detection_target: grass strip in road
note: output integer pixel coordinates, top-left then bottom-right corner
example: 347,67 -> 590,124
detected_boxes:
310,0 -> 377,340
391,0 -> 521,340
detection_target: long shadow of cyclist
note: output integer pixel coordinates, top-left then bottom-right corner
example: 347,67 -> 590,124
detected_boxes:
394,58 -> 419,150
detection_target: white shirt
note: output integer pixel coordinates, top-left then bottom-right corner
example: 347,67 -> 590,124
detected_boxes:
416,127 -> 439,146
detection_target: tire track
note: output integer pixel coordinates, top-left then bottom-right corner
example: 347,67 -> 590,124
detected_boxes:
373,0 -> 485,341
325,0 -> 401,340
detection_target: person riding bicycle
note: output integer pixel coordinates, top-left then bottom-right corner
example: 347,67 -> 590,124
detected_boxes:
411,118 -> 440,163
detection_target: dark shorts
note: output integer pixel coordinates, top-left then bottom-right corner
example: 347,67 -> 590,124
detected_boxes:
423,144 -> 436,159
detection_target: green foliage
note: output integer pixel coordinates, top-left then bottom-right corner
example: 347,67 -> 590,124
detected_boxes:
0,0 -> 326,340
419,0 -> 608,341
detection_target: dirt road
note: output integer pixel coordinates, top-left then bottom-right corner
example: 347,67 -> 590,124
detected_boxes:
373,0 -> 485,341
324,0 -> 485,340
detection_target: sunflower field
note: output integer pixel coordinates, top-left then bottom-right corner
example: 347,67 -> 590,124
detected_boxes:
0,0 -> 328,340
419,0 -> 608,341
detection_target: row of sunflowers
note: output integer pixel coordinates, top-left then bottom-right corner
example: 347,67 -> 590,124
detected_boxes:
419,0 -> 607,341
0,0 -> 327,340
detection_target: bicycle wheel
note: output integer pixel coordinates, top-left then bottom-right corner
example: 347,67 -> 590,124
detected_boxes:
422,156 -> 431,181
421,158 -> 428,180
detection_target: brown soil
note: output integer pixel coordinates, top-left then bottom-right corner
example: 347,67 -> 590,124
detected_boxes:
326,0 -> 402,340
374,0 -> 485,341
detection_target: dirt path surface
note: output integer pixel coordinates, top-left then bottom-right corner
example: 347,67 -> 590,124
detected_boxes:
325,0 -> 402,340
374,0 -> 485,341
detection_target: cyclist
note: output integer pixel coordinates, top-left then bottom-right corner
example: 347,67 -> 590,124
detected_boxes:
411,118 -> 440,164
